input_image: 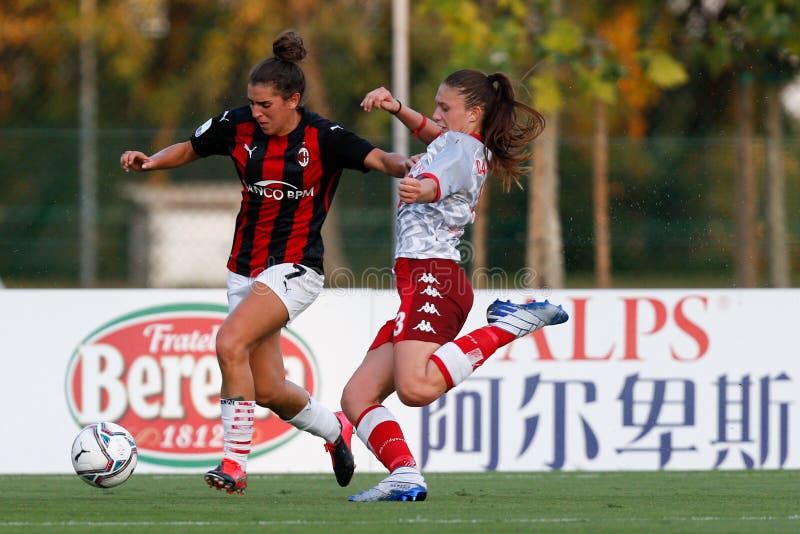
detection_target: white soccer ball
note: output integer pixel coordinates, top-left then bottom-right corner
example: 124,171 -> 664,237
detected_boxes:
71,422 -> 138,488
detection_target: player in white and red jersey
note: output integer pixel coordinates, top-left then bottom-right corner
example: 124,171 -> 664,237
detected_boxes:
340,70 -> 570,501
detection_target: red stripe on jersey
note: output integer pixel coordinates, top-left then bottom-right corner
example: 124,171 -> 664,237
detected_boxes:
283,126 -> 320,263
249,135 -> 289,274
321,170 -> 342,213
227,123 -> 256,272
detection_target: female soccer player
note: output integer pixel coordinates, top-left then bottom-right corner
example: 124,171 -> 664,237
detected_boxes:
120,31 -> 411,495
342,70 -> 569,501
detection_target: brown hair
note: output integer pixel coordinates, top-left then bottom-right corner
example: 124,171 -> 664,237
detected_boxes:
248,31 -> 307,99
443,69 -> 545,188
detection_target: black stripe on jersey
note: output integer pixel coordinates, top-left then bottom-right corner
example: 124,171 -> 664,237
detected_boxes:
239,127 -> 269,273
267,124 -> 308,266
305,159 -> 342,270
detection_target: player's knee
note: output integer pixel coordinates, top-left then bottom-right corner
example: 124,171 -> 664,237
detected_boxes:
395,381 -> 434,407
341,383 -> 376,421
340,390 -> 358,423
215,327 -> 247,367
254,389 -> 280,408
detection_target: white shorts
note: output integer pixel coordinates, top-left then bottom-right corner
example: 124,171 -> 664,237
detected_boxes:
226,263 -> 324,323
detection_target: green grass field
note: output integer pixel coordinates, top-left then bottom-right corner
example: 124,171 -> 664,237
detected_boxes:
1,471 -> 797,533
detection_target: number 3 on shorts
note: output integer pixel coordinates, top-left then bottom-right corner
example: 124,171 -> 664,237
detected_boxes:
393,311 -> 406,336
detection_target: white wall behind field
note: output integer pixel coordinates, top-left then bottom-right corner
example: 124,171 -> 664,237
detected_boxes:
1,288 -> 798,474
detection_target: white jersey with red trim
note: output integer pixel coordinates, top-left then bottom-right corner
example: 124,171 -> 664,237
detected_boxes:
395,131 -> 489,261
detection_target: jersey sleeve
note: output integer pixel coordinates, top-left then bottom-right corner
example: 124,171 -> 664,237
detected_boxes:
189,112 -> 235,157
414,135 -> 474,200
318,123 -> 375,173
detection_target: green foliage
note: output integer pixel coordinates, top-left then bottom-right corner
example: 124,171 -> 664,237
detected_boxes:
638,50 -> 689,88
540,18 -> 584,55
574,64 -> 618,104
528,72 -> 564,112
680,0 -> 800,80
0,1 -> 796,288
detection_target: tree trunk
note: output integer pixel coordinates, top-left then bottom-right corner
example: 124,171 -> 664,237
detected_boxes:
592,99 -> 612,288
527,112 -> 564,289
735,74 -> 758,287
764,84 -> 790,287
79,0 -> 98,288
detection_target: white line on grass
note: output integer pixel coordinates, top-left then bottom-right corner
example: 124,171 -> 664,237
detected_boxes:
1,516 -> 798,527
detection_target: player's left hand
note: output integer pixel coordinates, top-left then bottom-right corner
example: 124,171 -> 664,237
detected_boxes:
398,177 -> 422,204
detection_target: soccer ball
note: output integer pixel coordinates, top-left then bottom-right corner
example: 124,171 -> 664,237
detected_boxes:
71,422 -> 138,488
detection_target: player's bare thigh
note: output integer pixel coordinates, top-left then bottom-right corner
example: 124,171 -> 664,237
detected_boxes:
393,339 -> 447,407
217,281 -> 289,358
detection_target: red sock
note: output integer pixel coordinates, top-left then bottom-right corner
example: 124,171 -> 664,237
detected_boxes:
359,408 -> 416,472
453,325 -> 515,370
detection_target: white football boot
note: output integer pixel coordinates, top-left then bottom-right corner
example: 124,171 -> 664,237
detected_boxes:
348,467 -> 428,502
486,299 -> 569,338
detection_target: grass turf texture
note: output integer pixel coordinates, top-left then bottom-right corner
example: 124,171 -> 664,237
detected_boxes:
1,471 -> 797,533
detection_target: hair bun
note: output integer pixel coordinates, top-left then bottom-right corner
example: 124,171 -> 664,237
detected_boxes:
273,31 -> 307,63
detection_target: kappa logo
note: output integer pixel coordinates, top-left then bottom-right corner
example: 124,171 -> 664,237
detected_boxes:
412,320 -> 437,334
220,110 -> 230,122
416,302 -> 441,315
420,285 -> 443,298
330,125 -> 343,131
244,143 -> 259,159
465,348 -> 484,369
418,273 -> 439,284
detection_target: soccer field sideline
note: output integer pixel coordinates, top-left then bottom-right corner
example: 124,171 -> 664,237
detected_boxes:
2,471 -> 798,533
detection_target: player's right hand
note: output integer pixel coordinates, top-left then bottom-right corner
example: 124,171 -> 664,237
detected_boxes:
120,150 -> 151,172
360,87 -> 397,114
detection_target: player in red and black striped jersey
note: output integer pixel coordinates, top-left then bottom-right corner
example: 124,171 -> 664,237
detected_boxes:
190,104 -> 376,277
120,31 -> 410,494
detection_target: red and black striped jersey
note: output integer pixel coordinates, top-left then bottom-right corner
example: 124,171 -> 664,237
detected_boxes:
190,107 -> 375,276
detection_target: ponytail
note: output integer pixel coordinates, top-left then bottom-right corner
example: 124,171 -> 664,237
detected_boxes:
444,69 -> 545,189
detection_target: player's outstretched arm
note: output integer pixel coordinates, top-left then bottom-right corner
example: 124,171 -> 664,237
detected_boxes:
120,141 -> 200,172
360,86 -> 441,145
363,148 -> 413,178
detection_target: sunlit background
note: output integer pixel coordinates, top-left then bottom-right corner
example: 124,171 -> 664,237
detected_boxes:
0,0 -> 797,289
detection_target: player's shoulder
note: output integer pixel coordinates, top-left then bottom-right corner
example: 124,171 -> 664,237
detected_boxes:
432,131 -> 483,157
301,109 -> 350,134
444,131 -> 483,147
193,106 -> 251,138
219,106 -> 253,124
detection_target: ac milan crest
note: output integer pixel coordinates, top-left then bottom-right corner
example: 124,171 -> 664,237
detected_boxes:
297,146 -> 310,168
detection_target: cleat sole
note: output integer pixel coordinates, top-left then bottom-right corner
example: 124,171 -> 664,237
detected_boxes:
204,473 -> 246,494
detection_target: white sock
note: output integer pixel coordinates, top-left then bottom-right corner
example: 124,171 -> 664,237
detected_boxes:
430,342 -> 473,388
221,399 -> 255,470
389,466 -> 426,486
285,396 -> 340,443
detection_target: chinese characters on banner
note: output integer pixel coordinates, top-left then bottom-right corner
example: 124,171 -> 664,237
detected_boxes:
419,291 -> 797,471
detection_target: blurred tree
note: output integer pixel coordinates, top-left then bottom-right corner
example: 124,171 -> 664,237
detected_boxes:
525,4 -> 578,289
676,0 -> 800,287
574,2 -> 687,287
